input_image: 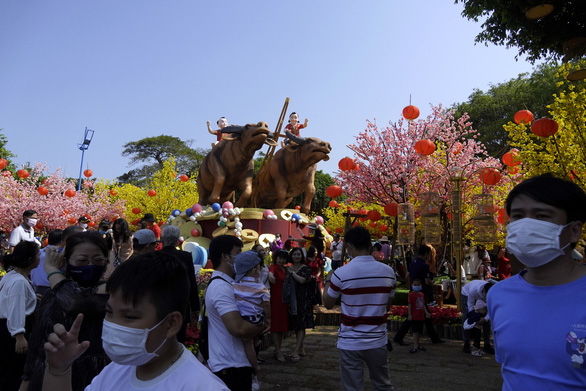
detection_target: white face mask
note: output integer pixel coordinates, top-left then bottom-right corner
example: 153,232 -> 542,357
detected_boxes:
27,218 -> 38,227
506,218 -> 572,268
102,316 -> 168,366
81,223 -> 88,229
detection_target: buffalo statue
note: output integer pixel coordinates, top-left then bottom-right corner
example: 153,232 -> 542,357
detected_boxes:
197,121 -> 273,206
253,131 -> 331,213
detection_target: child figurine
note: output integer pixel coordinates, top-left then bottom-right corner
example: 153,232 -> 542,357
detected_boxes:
206,116 -> 229,147
282,112 -> 308,147
232,251 -> 271,377
408,279 -> 431,353
463,299 -> 488,356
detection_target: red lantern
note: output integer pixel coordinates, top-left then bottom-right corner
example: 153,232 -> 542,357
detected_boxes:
132,219 -> 139,226
367,210 -> 381,222
379,224 -> 388,232
0,159 -> 7,170
352,221 -> 360,227
132,207 -> 141,215
369,222 -> 378,228
507,166 -> 520,175
480,168 -> 502,186
180,175 -> 189,182
37,186 -> 49,196
65,189 -> 76,198
514,110 -> 534,125
414,140 -> 435,156
110,189 -> 118,196
531,118 -> 558,137
326,185 -> 343,198
452,142 -> 463,155
329,200 -> 338,208
17,169 -> 29,179
68,216 -> 77,224
88,221 -> 96,228
148,189 -> 157,197
353,164 -> 360,171
502,149 -> 521,166
384,202 -> 398,217
2,171 -> 11,177
338,157 -> 356,171
335,227 -> 344,234
295,206 -> 301,210
83,169 -> 93,178
191,228 -> 200,237
402,105 -> 420,120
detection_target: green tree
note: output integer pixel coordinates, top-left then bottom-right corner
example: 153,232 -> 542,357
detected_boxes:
455,0 -> 586,63
291,170 -> 334,215
119,135 -> 208,186
0,129 -> 16,162
453,62 -> 559,157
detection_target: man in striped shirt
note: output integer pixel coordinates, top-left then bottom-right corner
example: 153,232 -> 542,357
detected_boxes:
324,227 -> 396,391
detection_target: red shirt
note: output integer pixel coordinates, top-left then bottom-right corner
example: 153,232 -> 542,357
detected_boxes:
408,291 -> 426,321
148,224 -> 162,250
498,255 -> 512,280
285,123 -> 305,136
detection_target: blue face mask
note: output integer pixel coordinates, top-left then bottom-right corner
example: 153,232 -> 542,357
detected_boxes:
66,264 -> 106,287
412,285 -> 422,292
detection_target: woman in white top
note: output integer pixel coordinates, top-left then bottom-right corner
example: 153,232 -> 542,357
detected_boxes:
0,241 -> 40,391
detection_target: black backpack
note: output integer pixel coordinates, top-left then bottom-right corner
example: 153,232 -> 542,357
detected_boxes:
198,276 -> 230,362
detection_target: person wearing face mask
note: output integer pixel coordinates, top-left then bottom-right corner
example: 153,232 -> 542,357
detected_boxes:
407,279 -> 431,354
488,174 -> 586,390
76,216 -> 90,232
232,251 -> 271,385
41,251 -> 229,391
8,209 -> 41,253
21,232 -> 110,391
461,279 -> 495,354
206,235 -> 267,391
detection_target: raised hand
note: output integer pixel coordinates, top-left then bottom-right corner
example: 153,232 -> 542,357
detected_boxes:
44,314 -> 90,373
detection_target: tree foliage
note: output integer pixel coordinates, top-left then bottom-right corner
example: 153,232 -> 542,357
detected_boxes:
0,129 -> 16,171
456,0 -> 586,63
107,157 -> 199,226
119,135 -> 208,186
453,63 -> 559,157
504,61 -> 586,184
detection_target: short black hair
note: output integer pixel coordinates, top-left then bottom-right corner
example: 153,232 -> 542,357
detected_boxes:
373,243 -> 382,251
482,281 -> 496,294
272,250 -> 289,265
505,173 -> 586,224
217,116 -> 226,125
47,229 -> 63,246
417,244 -> 431,257
23,210 -> 37,218
2,241 -> 39,269
344,226 -> 371,251
107,251 -> 189,322
289,247 -> 305,263
307,246 -> 317,258
209,235 -> 243,269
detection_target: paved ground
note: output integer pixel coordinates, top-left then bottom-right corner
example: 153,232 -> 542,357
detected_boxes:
257,326 -> 502,391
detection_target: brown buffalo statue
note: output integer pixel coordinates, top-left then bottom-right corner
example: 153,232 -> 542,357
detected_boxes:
197,121 -> 273,206
254,131 -> 331,213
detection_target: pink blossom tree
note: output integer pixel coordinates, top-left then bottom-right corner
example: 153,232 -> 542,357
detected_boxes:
0,163 -> 125,234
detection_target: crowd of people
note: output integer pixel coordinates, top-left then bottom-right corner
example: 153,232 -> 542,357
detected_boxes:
1,173 -> 586,390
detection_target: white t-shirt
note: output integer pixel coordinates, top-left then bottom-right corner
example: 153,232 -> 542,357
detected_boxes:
84,345 -> 228,390
0,270 -> 36,336
8,224 -> 40,248
205,271 -> 250,373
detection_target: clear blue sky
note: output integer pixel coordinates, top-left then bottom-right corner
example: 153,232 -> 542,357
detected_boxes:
0,1 -> 540,181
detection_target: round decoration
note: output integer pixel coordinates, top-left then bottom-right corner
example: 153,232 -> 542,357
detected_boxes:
280,210 -> 293,221
258,233 -> 276,248
241,229 -> 259,242
180,221 -> 202,238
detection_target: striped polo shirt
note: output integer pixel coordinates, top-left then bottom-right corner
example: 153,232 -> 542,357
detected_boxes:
327,255 -> 396,350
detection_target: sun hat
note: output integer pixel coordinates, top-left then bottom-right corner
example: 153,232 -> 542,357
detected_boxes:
143,213 -> 156,222
234,251 -> 262,282
134,229 -> 156,245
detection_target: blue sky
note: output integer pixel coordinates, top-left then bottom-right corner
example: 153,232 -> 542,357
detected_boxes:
0,1 -> 540,181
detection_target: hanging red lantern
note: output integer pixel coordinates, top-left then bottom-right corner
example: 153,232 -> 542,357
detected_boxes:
17,169 -> 29,179
367,210 -> 381,221
507,166 -> 520,175
531,118 -> 558,137
68,216 -> 77,224
414,140 -> 435,156
328,200 -> 338,208
480,168 -> 502,186
0,159 -> 7,170
352,221 -> 360,227
357,209 -> 368,221
384,202 -> 398,216
326,185 -> 343,198
379,224 -> 388,232
88,221 -> 96,228
502,149 -> 521,166
148,189 -> 157,197
335,227 -> 344,234
338,157 -> 355,171
369,222 -> 378,228
65,189 -> 76,198
132,207 -> 141,215
402,105 -> 420,120
180,175 -> 189,182
37,186 -> 49,196
132,219 -> 139,226
514,110 -> 534,125
83,169 -> 93,178
110,189 -> 118,196
353,164 -> 360,171
452,142 -> 463,155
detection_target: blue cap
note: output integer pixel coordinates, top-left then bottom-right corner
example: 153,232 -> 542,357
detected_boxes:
234,251 -> 262,282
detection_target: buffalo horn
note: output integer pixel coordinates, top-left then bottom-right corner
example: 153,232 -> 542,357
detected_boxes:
285,131 -> 306,145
